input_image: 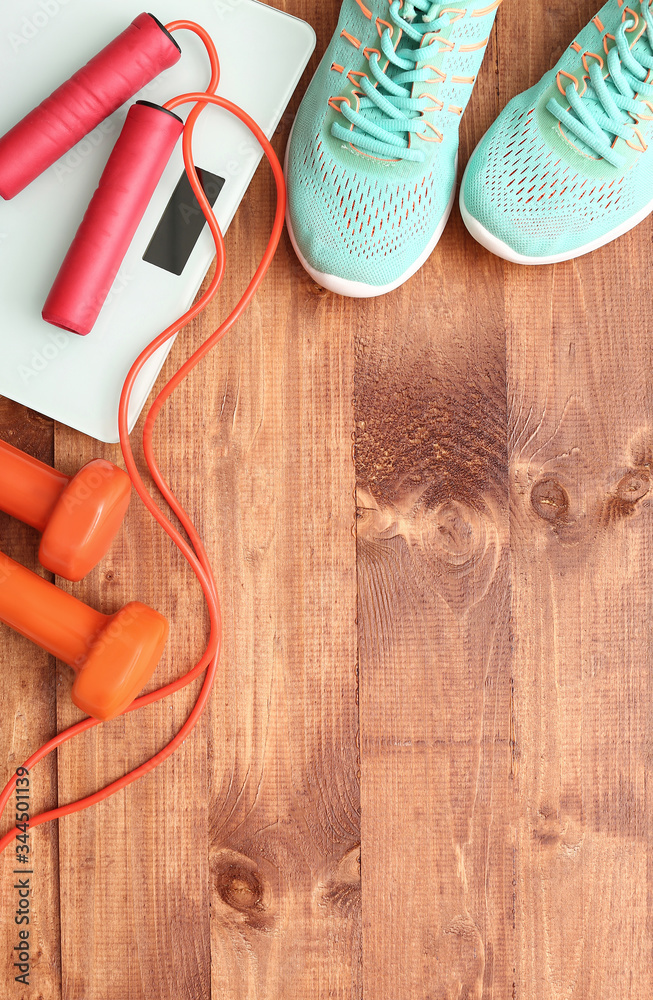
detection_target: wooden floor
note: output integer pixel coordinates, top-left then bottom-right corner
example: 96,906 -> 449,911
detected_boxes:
1,1 -> 652,996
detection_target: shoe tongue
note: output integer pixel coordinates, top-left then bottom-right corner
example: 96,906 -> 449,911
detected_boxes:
402,0 -> 461,25
418,0 -> 465,20
401,2 -> 419,19
400,2 -> 431,25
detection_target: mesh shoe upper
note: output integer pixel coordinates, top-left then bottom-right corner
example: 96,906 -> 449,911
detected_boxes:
287,0 -> 501,289
461,0 -> 653,258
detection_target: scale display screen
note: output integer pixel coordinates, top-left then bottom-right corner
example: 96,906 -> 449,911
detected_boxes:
143,166 -> 225,276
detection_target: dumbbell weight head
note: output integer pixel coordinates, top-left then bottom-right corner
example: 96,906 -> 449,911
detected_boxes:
0,440 -> 132,581
39,458 -> 131,581
71,602 -> 169,721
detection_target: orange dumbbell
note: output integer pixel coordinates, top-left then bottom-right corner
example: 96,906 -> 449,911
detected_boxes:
0,439 -> 131,581
0,550 -> 168,721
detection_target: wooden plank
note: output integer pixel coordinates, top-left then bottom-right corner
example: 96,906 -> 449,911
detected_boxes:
354,18 -> 515,991
200,5 -> 360,995
50,3 -> 359,997
502,0 -> 653,994
205,85 -> 360,1000
0,401 -> 62,1000
506,197 -> 653,999
53,414 -> 211,1000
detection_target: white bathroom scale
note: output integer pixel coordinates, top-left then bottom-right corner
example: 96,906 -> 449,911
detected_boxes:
0,0 -> 315,442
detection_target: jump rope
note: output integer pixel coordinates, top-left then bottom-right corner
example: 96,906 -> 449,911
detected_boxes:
0,19 -> 286,854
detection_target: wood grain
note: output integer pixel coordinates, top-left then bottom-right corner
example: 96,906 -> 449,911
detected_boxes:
205,233 -> 359,1000
352,18 -> 514,997
53,422 -> 212,1000
506,214 -> 653,1000
1,0 -> 653,996
502,3 -> 653,995
0,401 -> 61,1000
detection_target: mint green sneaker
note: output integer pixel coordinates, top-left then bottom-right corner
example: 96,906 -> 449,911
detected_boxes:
285,0 -> 502,297
460,0 -> 653,264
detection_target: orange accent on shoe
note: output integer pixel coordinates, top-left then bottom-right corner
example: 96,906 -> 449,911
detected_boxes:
331,63 -> 345,74
341,29 -> 362,49
626,127 -> 648,152
428,33 -> 456,51
630,18 -> 648,46
417,121 -> 444,142
347,69 -> 368,88
417,92 -> 444,112
459,38 -> 489,52
622,7 -> 639,30
557,69 -> 580,96
451,75 -> 476,84
593,15 -> 605,31
582,50 -> 604,73
438,7 -> 467,22
637,100 -> 653,121
328,95 -> 351,112
472,0 -> 502,16
603,32 -> 617,56
557,120 -> 598,158
376,17 -> 395,38
353,0 -> 373,18
422,65 -> 447,85
448,105 -> 463,115
348,144 -> 401,163
570,41 -> 582,53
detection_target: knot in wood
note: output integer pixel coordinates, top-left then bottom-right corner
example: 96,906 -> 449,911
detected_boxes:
322,845 -> 361,916
530,479 -> 569,523
614,471 -> 649,503
215,863 -> 265,913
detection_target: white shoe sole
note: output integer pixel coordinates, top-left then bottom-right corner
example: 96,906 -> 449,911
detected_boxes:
459,156 -> 653,266
283,118 -> 457,298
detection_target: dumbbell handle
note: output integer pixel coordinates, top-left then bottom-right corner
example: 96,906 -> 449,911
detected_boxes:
0,550 -> 105,668
0,440 -> 71,533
